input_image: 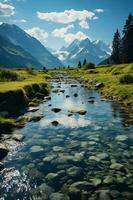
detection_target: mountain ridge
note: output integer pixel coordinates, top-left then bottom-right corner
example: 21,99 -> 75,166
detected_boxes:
0,23 -> 63,69
52,38 -> 111,66
0,34 -> 43,68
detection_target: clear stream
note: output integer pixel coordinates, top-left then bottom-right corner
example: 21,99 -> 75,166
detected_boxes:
0,77 -> 133,200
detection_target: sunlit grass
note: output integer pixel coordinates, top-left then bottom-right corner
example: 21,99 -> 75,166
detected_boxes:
66,63 -> 133,105
0,68 -> 51,92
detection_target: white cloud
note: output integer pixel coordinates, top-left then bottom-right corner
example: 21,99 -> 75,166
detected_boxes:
64,31 -> 88,44
25,27 -> 48,43
52,24 -> 74,38
93,16 -> 99,20
79,20 -> 89,29
37,9 -> 95,24
14,19 -> 27,23
52,24 -> 88,44
0,2 -> 15,16
94,9 -> 104,13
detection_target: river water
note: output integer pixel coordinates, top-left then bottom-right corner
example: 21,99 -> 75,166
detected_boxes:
0,76 -> 133,200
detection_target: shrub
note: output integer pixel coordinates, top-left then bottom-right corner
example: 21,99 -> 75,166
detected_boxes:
0,69 -> 20,81
25,67 -> 36,75
119,74 -> 133,84
83,62 -> 95,70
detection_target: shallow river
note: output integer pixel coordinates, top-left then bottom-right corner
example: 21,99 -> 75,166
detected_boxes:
0,77 -> 133,200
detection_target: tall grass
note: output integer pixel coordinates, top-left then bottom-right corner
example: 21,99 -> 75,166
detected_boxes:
0,68 -> 22,82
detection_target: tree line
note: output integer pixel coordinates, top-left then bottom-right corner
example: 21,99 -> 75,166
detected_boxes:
111,13 -> 133,64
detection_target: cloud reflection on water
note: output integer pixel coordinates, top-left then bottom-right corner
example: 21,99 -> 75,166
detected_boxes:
40,114 -> 91,128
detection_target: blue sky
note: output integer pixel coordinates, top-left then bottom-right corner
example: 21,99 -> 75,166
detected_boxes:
0,0 -> 132,49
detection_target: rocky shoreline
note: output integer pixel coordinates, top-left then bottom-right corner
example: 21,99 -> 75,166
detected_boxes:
0,81 -> 50,162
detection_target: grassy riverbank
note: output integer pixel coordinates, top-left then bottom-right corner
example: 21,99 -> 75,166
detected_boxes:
0,68 -> 51,133
0,68 -> 50,92
54,63 -> 133,107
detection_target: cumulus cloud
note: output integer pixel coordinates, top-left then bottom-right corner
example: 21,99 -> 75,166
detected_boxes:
79,20 -> 89,29
37,9 -> 95,24
0,2 -> 15,16
52,24 -> 74,38
64,31 -> 88,44
52,24 -> 88,44
94,9 -> 104,13
25,27 -> 48,43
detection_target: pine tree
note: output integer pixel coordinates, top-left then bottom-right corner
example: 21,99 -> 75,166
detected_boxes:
83,59 -> 87,66
78,61 -> 82,68
121,13 -> 133,63
111,29 -> 121,64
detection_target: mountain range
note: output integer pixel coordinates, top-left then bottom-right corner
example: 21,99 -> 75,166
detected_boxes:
0,23 -> 111,69
51,38 -> 111,66
0,23 -> 63,69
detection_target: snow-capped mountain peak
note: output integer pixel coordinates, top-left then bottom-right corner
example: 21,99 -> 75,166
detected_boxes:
49,38 -> 111,67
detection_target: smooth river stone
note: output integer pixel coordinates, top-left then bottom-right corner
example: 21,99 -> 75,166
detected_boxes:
115,135 -> 128,142
97,153 -> 109,160
66,166 -> 83,178
89,156 -> 100,162
30,146 -> 44,154
52,146 -> 64,152
110,163 -> 124,170
50,193 -> 70,200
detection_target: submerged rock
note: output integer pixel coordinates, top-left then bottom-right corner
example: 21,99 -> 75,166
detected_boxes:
46,173 -> 59,183
31,183 -> 54,199
43,155 -> 57,163
70,181 -> 92,190
97,190 -> 111,200
51,108 -> 61,113
49,193 -> 70,200
103,176 -> 114,184
52,89 -> 59,93
68,114 -> 73,117
59,89 -> 65,93
115,135 -> 128,142
89,156 -> 100,162
74,93 -> 78,97
97,153 -> 109,160
110,163 -> 124,170
90,178 -> 102,186
66,166 -> 83,178
52,146 -> 63,152
51,121 -> 59,126
30,145 -> 44,154
88,100 -> 95,103
0,143 -> 9,160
